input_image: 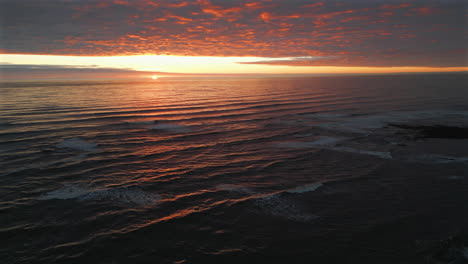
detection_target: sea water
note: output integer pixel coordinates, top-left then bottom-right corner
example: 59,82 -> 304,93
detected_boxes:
1,74 -> 467,263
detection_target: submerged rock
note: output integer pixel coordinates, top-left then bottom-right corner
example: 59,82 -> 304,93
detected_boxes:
389,124 -> 468,139
416,235 -> 468,264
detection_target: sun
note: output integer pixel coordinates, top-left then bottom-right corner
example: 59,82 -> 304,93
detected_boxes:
151,75 -> 158,80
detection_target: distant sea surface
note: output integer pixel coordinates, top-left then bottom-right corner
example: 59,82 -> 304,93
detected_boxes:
1,74 -> 467,264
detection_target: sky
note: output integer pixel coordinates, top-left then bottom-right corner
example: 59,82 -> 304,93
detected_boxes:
1,0 -> 467,79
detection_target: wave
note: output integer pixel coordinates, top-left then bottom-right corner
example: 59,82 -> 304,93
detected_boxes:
254,193 -> 319,223
124,120 -> 154,126
215,181 -> 324,222
37,184 -> 160,206
150,123 -> 191,132
314,114 -> 388,134
56,138 -> 98,151
215,184 -> 253,193
309,110 -> 468,135
303,112 -> 348,119
408,154 -> 468,164
217,182 -> 324,222
286,183 -> 323,194
124,120 -> 192,132
274,136 -> 344,149
273,136 -> 391,159
332,146 -> 393,159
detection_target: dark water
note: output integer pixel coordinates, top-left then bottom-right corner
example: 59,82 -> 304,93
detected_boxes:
1,74 -> 467,263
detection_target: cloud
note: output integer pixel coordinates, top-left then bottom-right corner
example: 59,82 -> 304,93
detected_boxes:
0,64 -> 162,79
239,49 -> 468,67
238,55 -> 330,65
0,64 -> 137,72
0,0 -> 467,67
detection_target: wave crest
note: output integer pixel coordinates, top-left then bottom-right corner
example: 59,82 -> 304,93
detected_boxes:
56,138 -> 97,151
38,184 -> 160,206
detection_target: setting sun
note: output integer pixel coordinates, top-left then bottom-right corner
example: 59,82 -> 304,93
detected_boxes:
151,75 -> 158,80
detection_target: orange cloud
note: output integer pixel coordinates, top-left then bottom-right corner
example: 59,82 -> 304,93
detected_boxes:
380,3 -> 410,9
1,0 -> 466,67
412,7 -> 438,15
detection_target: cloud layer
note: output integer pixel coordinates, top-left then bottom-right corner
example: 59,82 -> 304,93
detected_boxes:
1,0 -> 467,67
0,64 -> 159,79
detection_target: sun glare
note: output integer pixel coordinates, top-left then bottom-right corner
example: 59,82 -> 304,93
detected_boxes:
151,75 -> 158,80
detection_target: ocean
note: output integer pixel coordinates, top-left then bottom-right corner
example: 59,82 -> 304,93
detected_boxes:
1,73 -> 467,263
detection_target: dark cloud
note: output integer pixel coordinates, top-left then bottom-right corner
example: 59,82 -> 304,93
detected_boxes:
0,64 -> 160,79
1,0 -> 467,67
239,49 -> 468,67
0,64 -> 137,72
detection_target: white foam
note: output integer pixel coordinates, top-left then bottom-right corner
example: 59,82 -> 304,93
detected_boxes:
313,110 -> 468,134
316,115 -> 390,134
409,110 -> 468,122
255,194 -> 318,223
37,184 -> 90,200
56,138 -> 97,151
274,137 -> 391,159
406,154 -> 468,164
433,155 -> 468,163
151,123 -> 190,132
308,136 -> 343,146
293,133 -> 316,138
287,183 -> 323,194
215,184 -> 252,193
332,146 -> 393,159
83,188 -> 160,205
274,141 -> 314,149
274,136 -> 343,149
38,184 -> 160,206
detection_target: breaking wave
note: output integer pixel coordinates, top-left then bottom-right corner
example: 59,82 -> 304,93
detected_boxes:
37,184 -> 160,206
215,184 -> 253,193
255,194 -> 319,223
56,138 -> 98,151
332,146 -> 393,159
408,154 -> 468,164
286,183 -> 323,194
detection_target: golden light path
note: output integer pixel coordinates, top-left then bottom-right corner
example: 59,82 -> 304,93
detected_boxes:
2,54 -> 467,76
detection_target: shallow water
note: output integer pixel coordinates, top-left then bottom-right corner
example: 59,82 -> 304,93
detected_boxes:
1,74 -> 467,263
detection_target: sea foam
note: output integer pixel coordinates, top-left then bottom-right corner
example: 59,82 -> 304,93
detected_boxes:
255,194 -> 318,223
274,137 -> 391,159
316,115 -> 389,134
409,154 -> 468,164
215,184 -> 252,193
286,183 -> 323,194
37,184 -> 89,200
38,184 -> 160,206
274,136 -> 343,149
332,146 -> 393,159
311,110 -> 468,135
56,138 -> 97,151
